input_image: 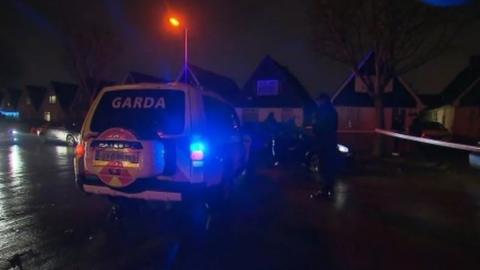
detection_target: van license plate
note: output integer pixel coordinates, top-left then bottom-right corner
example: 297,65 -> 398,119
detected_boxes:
95,151 -> 140,163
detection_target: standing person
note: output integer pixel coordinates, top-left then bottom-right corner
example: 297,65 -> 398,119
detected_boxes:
263,112 -> 280,166
310,93 -> 338,199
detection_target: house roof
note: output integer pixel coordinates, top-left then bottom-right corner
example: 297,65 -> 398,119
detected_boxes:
332,52 -> 419,108
51,81 -> 78,111
5,88 -> 22,109
441,56 -> 480,104
457,78 -> 480,106
241,55 -> 314,108
418,94 -> 444,108
124,72 -> 169,84
180,64 -> 241,105
26,85 -> 47,111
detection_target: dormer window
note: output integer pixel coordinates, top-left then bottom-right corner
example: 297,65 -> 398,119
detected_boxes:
256,80 -> 279,96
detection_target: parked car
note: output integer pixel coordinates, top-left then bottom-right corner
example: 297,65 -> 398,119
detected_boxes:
43,123 -> 81,146
410,121 -> 452,141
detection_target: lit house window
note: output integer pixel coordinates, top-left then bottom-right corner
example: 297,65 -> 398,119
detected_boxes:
256,80 -> 279,96
49,95 -> 57,104
44,112 -> 51,122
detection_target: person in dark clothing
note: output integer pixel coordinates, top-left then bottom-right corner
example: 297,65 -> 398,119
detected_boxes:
262,112 -> 281,166
310,93 -> 338,199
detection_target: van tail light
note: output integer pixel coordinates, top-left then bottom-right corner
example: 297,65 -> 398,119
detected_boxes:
190,139 -> 207,167
75,142 -> 86,158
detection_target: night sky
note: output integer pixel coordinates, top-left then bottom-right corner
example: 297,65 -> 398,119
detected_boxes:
1,0 -> 480,96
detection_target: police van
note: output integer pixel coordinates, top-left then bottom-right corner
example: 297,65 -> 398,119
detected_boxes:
74,82 -> 250,204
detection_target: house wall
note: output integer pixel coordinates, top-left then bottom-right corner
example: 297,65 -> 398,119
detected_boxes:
336,107 -> 418,132
235,107 -> 304,127
452,107 -> 480,139
336,106 -> 419,154
18,93 -> 40,121
422,105 -> 456,131
0,95 -> 15,111
40,89 -> 65,123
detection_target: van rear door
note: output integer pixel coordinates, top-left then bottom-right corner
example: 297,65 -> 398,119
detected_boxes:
85,89 -> 186,188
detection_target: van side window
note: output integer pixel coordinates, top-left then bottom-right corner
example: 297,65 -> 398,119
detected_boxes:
203,96 -> 239,137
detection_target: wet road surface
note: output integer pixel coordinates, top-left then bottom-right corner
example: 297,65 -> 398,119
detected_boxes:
1,135 -> 480,269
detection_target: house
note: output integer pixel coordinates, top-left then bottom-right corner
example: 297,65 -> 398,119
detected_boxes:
180,64 -> 242,105
0,88 -> 22,119
453,81 -> 480,139
0,88 -> 22,110
19,82 -> 78,123
18,85 -> 47,122
238,55 -> 316,127
332,52 -> 422,132
417,93 -> 455,130
43,81 -> 78,123
421,56 -> 480,140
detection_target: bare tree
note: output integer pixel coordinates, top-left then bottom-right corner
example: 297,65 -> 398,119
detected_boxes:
310,0 -> 475,153
63,23 -> 119,105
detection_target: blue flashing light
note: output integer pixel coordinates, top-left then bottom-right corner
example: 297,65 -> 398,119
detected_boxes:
421,0 -> 470,6
190,139 -> 207,165
190,141 -> 206,153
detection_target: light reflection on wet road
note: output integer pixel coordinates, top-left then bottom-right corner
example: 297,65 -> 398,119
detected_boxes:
0,136 -> 480,269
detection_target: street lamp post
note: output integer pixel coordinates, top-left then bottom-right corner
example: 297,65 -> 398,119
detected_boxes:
169,17 -> 188,83
184,27 -> 188,82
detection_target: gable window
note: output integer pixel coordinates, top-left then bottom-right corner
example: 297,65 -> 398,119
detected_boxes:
44,112 -> 51,122
256,80 -> 279,96
49,95 -> 57,104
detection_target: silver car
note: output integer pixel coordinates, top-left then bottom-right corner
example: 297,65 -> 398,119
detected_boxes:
44,124 -> 81,146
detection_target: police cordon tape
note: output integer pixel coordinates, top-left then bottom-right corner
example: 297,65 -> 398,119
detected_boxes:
375,129 -> 480,153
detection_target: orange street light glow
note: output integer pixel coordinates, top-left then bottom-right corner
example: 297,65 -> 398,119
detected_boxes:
169,17 -> 180,27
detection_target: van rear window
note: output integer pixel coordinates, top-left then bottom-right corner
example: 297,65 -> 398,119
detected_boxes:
90,89 -> 185,138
